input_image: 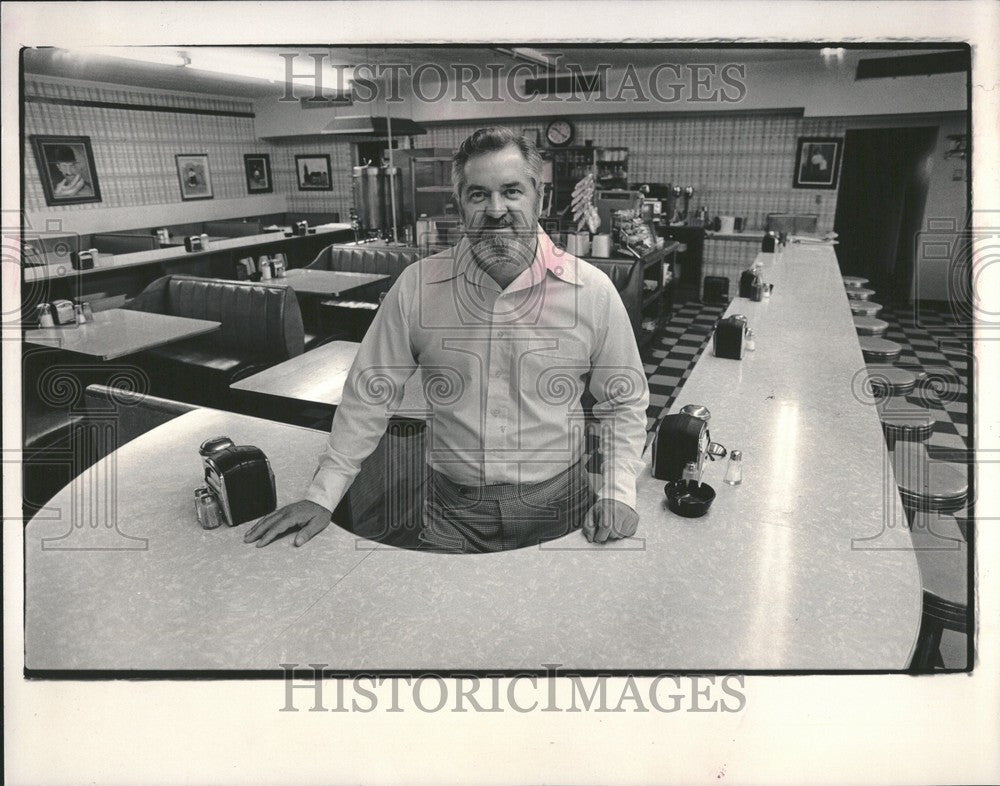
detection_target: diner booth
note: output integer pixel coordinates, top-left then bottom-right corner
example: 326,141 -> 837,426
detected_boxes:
19,45 -> 972,675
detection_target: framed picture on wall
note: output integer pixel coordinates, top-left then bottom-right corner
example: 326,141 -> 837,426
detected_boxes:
175,153 -> 213,200
30,135 -> 102,206
793,137 -> 842,189
244,153 -> 273,194
295,154 -> 332,191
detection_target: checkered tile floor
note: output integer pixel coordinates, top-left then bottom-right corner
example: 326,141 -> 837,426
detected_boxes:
640,299 -> 728,430
641,299 -> 973,457
876,301 -> 973,459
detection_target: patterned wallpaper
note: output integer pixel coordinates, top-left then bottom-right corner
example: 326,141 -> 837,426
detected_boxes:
24,77 -> 261,216
266,137 -> 355,219
422,113 -> 847,234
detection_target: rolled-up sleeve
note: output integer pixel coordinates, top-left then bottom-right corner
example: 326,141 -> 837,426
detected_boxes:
303,272 -> 419,512
587,284 -> 650,510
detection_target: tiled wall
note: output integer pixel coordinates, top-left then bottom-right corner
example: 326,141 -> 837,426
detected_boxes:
24,77 -> 262,215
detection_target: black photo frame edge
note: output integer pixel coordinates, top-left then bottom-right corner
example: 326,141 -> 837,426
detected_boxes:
294,153 -> 333,191
792,136 -> 843,190
29,134 -> 103,207
243,153 -> 274,194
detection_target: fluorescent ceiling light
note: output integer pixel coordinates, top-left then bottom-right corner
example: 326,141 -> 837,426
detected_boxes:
77,47 -> 352,89
87,47 -> 188,67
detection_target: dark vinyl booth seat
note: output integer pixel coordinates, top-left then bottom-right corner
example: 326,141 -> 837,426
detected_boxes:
90,232 -> 162,255
121,274 -> 305,408
203,219 -> 264,238
305,243 -> 423,284
587,257 -> 646,337
22,381 -> 197,520
306,243 -> 424,340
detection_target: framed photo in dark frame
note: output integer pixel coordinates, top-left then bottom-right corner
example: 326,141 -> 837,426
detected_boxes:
793,137 -> 842,189
244,153 -> 273,194
175,154 -> 213,200
295,154 -> 332,191
30,135 -> 102,206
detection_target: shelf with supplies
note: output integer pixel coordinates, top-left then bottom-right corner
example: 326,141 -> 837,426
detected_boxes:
543,145 -> 628,217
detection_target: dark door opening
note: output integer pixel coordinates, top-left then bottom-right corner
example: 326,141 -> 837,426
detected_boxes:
833,126 -> 938,306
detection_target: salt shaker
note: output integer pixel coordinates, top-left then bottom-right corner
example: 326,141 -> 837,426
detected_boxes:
38,303 -> 55,328
724,450 -> 743,486
745,329 -> 756,351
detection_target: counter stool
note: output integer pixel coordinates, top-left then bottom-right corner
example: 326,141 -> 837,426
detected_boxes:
867,365 -> 919,397
881,400 -> 935,449
851,301 -> 883,316
846,287 -> 876,301
909,511 -> 969,670
860,336 -> 902,363
892,442 -> 970,670
892,442 -> 969,521
842,275 -> 869,288
854,316 -> 888,336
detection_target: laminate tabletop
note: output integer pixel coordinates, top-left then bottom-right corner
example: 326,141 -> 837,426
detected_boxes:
22,308 -> 220,360
268,268 -> 390,296
25,243 -> 922,672
21,224 -> 353,283
230,340 -> 428,412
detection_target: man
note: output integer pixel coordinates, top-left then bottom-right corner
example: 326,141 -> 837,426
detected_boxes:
50,146 -> 92,198
245,127 -> 649,552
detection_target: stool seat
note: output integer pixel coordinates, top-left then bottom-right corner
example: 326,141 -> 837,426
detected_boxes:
892,443 -> 969,513
854,316 -> 888,336
851,301 -> 883,316
842,275 -> 869,288
909,512 -> 967,605
909,511 -> 968,671
846,287 -> 876,300
860,336 -> 902,362
868,365 -> 918,395
881,401 -> 935,444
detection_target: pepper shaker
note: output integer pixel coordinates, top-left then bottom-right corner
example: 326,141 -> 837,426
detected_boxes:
724,450 -> 743,486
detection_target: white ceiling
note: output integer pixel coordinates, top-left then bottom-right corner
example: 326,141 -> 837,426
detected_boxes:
23,45 -> 963,100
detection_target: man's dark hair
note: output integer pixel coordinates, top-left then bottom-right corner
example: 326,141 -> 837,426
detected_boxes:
451,127 -> 544,198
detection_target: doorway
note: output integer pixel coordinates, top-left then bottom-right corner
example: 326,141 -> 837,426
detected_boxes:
833,126 -> 938,305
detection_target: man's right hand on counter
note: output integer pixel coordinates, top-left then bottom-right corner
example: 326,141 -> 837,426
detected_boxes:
244,499 -> 332,548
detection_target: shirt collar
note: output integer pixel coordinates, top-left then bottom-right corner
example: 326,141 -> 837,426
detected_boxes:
422,225 -> 583,289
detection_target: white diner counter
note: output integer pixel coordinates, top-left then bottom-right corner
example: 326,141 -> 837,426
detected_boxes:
24,243 -> 921,672
22,224 -> 353,284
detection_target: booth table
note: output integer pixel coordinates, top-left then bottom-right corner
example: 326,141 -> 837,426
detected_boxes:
269,269 -> 389,297
23,309 -> 220,361
230,340 -> 427,414
24,243 -> 921,673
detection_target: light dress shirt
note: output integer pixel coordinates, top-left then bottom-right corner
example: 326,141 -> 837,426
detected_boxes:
304,225 -> 649,513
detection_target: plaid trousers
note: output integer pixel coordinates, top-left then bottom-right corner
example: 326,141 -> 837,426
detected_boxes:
419,460 -> 596,553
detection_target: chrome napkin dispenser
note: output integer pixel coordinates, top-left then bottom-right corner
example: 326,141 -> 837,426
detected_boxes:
293,220 -> 309,236
714,315 -> 748,360
203,444 -> 277,527
70,248 -> 98,270
184,234 -> 207,252
651,412 -> 727,483
739,268 -> 763,299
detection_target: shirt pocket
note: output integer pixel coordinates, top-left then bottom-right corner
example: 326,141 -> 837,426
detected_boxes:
515,336 -> 591,410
